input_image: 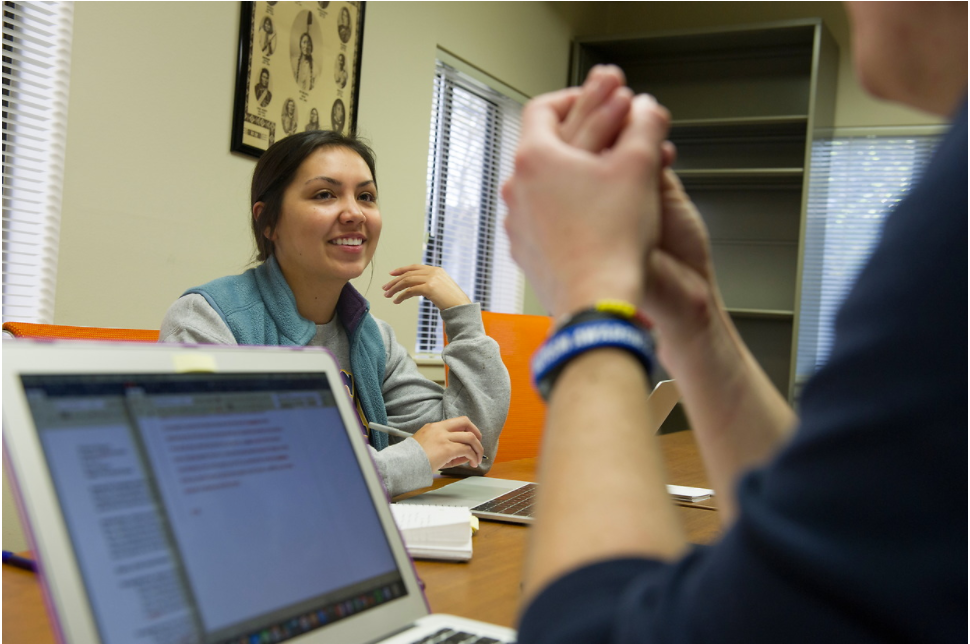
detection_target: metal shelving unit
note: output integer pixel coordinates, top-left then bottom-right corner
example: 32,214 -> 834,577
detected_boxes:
572,19 -> 839,400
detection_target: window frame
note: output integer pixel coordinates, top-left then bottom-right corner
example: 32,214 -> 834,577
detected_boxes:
794,125 -> 943,391
2,1 -> 74,325
415,53 -> 526,356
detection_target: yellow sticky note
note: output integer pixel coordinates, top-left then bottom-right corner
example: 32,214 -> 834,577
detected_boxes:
172,353 -> 217,373
470,516 -> 480,535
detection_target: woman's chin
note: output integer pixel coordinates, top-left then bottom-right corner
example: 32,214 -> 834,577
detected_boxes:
331,260 -> 371,283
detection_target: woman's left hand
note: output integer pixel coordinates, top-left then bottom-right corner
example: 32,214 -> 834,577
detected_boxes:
383,265 -> 472,311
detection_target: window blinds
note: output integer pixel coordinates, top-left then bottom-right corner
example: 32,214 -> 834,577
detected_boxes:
416,60 -> 524,355
2,1 -> 73,324
795,133 -> 939,387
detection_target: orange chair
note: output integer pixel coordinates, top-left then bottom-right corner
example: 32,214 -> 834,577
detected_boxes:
480,311 -> 552,463
2,322 -> 159,343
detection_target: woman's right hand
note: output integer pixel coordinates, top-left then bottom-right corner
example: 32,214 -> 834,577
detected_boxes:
382,264 -> 472,312
411,416 -> 485,470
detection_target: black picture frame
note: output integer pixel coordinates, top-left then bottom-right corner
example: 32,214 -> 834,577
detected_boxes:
231,1 -> 366,158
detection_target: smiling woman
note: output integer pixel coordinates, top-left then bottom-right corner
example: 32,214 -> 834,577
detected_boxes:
159,131 -> 511,496
259,145 -> 383,312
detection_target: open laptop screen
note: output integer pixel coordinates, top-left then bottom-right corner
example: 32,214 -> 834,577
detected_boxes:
22,372 -> 406,644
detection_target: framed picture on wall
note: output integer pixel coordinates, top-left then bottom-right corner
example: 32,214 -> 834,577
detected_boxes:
230,1 -> 365,158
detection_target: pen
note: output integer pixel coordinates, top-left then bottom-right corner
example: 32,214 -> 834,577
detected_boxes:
368,422 -> 488,461
2,550 -> 37,572
367,422 -> 413,439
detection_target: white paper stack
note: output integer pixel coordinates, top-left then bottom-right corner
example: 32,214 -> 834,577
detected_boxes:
390,504 -> 474,561
666,484 -> 714,502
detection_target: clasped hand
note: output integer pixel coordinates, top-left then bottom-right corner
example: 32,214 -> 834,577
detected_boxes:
503,65 -> 719,353
501,67 -> 670,319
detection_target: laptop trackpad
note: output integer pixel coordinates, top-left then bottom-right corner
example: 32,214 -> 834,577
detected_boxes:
397,478 -> 527,508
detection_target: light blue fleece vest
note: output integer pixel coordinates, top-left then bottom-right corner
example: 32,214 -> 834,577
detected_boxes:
184,256 -> 390,450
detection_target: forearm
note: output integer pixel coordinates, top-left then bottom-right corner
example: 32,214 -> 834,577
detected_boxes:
523,348 -> 687,603
369,440 -> 433,497
657,292 -> 796,522
379,306 -> 508,471
435,304 -> 510,467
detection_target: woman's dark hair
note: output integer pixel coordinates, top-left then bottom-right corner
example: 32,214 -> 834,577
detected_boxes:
251,130 -> 377,262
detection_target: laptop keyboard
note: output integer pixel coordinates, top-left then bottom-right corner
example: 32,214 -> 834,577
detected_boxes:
471,483 -> 537,517
411,627 -> 510,643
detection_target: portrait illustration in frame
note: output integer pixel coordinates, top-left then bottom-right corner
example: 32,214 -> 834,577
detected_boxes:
231,1 -> 365,158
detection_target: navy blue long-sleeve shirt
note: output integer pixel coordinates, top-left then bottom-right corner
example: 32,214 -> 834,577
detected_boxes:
518,99 -> 968,644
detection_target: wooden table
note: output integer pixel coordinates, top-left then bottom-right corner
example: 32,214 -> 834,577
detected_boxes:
414,430 -> 720,627
2,431 -> 718,641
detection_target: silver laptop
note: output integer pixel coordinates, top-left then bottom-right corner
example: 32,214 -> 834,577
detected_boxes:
398,379 -> 691,524
2,340 -> 515,644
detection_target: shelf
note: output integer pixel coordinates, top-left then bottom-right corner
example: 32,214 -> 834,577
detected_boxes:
671,120 -> 808,169
727,308 -> 794,320
575,22 -> 822,122
711,239 -> 797,247
576,23 -> 818,63
712,242 -> 798,311
678,168 -> 803,178
672,115 -> 808,129
731,317 -> 797,395
671,115 -> 808,142
678,168 -> 804,190
573,18 -> 839,401
692,190 -> 802,240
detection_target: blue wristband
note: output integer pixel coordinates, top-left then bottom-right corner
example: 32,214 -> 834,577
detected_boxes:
531,318 -> 654,400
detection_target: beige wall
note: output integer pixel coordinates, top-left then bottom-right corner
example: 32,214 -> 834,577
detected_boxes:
54,2 -> 253,330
